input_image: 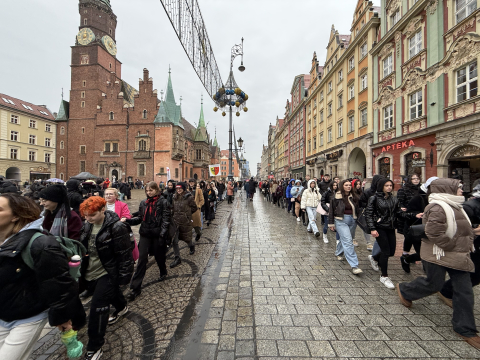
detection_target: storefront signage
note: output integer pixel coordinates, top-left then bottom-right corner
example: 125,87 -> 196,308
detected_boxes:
381,140 -> 415,153
451,145 -> 480,158
412,159 -> 426,167
326,150 -> 343,161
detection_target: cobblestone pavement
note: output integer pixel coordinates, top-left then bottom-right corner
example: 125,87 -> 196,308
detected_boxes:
32,189 -> 480,359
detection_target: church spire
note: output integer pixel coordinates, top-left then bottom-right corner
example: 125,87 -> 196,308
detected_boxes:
198,94 -> 205,128
213,127 -> 218,147
165,65 -> 176,105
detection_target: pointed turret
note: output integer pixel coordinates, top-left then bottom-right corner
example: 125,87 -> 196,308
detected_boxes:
154,67 -> 183,128
194,96 -> 208,142
55,100 -> 69,121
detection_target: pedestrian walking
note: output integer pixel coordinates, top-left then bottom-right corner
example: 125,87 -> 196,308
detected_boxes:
226,180 -> 234,204
397,174 -> 421,261
286,179 -> 295,213
0,194 -> 85,360
124,182 -> 170,301
104,188 -> 131,219
320,181 -> 339,243
248,177 -> 257,201
38,184 -> 83,240
365,178 -> 398,288
188,179 -> 204,242
79,196 -> 134,360
397,178 -> 480,349
359,175 -> 385,251
301,179 -> 322,237
204,182 -> 217,226
328,180 -> 363,275
291,180 -> 304,222
66,179 -> 84,217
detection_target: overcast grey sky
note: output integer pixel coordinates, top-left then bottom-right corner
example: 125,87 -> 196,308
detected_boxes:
1,0 -> 379,171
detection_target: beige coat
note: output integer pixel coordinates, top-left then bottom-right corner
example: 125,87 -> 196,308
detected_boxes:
421,178 -> 474,272
192,188 -> 204,228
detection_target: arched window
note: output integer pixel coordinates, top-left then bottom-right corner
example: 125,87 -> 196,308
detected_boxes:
60,126 -> 65,135
60,156 -> 65,165
60,141 -> 64,149
142,110 -> 148,119
60,173 -> 64,180
109,111 -> 114,120
139,139 -> 147,151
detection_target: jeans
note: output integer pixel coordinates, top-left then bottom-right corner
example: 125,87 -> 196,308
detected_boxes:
400,261 -> 478,337
0,318 -> 48,360
227,195 -> 233,204
441,250 -> 480,299
88,275 -> 127,351
372,228 -> 396,277
305,207 -> 319,233
130,235 -> 167,292
119,192 -> 125,201
363,231 -> 372,245
334,215 -> 359,268
287,199 -> 293,212
201,211 -> 204,229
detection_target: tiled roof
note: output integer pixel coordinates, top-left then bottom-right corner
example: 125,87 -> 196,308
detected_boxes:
0,93 -> 55,120
339,35 -> 351,46
182,118 -> 196,141
55,100 -> 69,121
121,80 -> 137,106
154,71 -> 183,129
220,150 -> 237,158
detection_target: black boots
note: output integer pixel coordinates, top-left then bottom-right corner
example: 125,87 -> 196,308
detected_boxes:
170,257 -> 181,268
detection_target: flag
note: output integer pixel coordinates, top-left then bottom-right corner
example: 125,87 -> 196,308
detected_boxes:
166,167 -> 171,181
209,164 -> 220,177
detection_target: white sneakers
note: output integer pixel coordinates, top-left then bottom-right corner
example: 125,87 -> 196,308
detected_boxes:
296,217 -> 301,222
380,276 -> 395,289
336,255 -> 345,261
352,267 -> 363,275
368,255 -> 379,272
322,233 -> 329,243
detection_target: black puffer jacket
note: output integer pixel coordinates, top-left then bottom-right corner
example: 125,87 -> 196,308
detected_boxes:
0,228 -> 82,325
396,182 -> 420,234
399,189 -> 428,231
81,211 -> 134,285
127,195 -> 171,241
359,175 -> 384,209
66,179 -> 84,216
464,197 -> 480,226
365,181 -> 399,232
318,180 -> 330,194
320,188 -> 334,212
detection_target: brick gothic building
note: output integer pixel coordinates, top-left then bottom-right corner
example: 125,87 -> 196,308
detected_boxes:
55,0 -> 213,182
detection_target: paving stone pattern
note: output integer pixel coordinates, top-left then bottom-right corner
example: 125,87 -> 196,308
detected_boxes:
32,189 -> 480,359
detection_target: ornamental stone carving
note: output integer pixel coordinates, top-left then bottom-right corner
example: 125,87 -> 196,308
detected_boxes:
453,17 -> 476,42
447,109 -> 454,121
453,132 -> 473,146
387,0 -> 401,17
379,128 -> 396,142
402,117 -> 426,135
403,16 -> 423,38
425,0 -> 438,15
379,43 -> 394,59
402,68 -> 425,94
455,102 -> 475,119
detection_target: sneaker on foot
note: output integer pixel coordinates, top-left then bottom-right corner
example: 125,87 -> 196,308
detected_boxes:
368,255 -> 379,272
400,255 -> 411,273
352,240 -> 358,247
84,348 -> 103,360
108,306 -> 129,325
296,217 -> 301,222
437,292 -> 453,308
336,255 -> 345,261
307,229 -> 313,233
380,276 -> 395,289
322,234 -> 329,243
366,244 -> 373,251
352,267 -> 363,275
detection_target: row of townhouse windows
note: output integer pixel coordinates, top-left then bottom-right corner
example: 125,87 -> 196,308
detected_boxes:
9,116 -> 53,132
381,60 -> 478,131
9,131 -> 51,146
9,148 -> 51,162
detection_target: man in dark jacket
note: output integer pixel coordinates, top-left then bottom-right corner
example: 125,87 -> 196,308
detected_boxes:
80,196 -> 134,360
118,180 -> 130,201
359,175 -> 385,251
318,175 -> 330,194
66,179 -> 84,216
248,177 -> 257,201
217,180 -> 226,201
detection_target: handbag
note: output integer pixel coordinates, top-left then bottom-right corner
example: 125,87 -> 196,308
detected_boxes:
355,208 -> 369,233
317,202 -> 328,215
407,221 -> 425,243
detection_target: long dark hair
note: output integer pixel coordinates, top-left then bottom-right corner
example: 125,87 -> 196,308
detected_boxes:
403,174 -> 421,192
329,181 -> 338,193
339,179 -> 358,206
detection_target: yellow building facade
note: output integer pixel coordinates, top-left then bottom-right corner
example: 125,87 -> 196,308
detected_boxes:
0,94 -> 57,182
305,0 -> 380,180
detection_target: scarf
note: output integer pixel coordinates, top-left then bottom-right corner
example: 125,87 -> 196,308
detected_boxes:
50,204 -> 69,237
143,195 -> 159,222
428,193 -> 471,259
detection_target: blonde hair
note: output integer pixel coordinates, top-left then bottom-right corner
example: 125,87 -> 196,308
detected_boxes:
104,188 -> 119,199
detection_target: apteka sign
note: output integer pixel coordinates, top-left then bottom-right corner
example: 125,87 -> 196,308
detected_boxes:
381,139 -> 415,153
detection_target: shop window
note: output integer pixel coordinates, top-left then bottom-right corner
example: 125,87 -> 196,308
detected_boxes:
410,90 -> 423,119
457,61 -> 477,102
379,157 -> 391,178
456,0 -> 476,24
383,105 -> 394,129
383,54 -> 393,78
409,30 -> 422,59
405,152 -> 422,176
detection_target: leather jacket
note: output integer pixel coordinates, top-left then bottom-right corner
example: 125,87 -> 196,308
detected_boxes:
365,192 -> 399,231
127,195 -> 171,240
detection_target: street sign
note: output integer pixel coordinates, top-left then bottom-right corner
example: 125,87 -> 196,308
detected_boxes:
412,159 -> 426,167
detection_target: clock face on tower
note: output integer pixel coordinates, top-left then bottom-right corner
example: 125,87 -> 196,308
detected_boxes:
76,28 -> 95,45
101,35 -> 117,56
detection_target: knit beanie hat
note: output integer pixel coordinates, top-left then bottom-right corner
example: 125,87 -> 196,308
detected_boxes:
176,182 -> 187,191
38,184 -> 68,204
420,176 -> 439,193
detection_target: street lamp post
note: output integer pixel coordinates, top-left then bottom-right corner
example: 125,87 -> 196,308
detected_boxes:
212,39 -> 248,182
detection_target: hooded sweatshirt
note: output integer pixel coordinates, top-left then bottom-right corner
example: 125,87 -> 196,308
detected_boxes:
290,180 -> 304,199
286,179 -> 296,199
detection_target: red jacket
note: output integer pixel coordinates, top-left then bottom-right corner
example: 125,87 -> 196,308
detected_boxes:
114,200 -> 132,219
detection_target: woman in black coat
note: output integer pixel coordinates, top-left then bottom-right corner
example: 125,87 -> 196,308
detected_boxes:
124,181 -> 170,301
0,194 -> 84,360
396,174 -> 421,235
204,182 -> 217,225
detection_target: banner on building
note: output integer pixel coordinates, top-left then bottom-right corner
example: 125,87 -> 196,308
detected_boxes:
209,164 -> 220,177
166,167 -> 171,181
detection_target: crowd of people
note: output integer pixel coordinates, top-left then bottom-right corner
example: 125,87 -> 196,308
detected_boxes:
255,173 -> 480,349
1,171 -> 480,359
0,176 -> 239,360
